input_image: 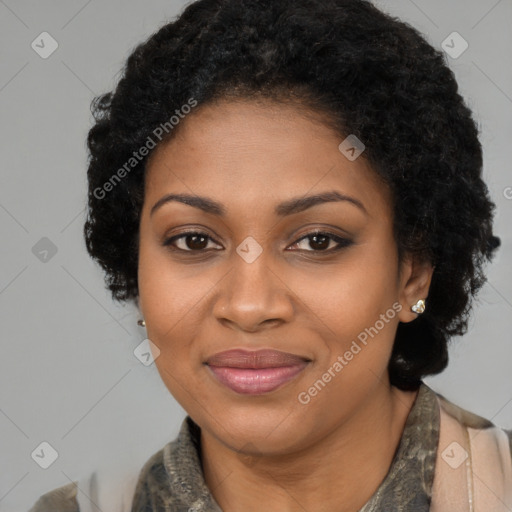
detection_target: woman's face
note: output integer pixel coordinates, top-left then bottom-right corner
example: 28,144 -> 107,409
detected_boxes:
138,99 -> 431,454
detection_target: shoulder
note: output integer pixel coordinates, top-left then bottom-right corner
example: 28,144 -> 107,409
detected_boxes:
430,390 -> 512,512
434,388 -> 512,449
433,387 -> 512,458
27,462 -> 147,512
131,416 -> 222,512
130,446 -> 169,510
27,481 -> 79,512
27,419 -> 190,512
428,385 -> 512,510
130,417 -> 199,510
26,455 -> 165,512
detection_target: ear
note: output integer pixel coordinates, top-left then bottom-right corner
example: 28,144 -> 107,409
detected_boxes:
397,253 -> 434,323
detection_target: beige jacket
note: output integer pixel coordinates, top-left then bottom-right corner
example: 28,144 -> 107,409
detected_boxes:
431,389 -> 512,510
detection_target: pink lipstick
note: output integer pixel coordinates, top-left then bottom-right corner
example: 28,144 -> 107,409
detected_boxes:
205,349 -> 310,395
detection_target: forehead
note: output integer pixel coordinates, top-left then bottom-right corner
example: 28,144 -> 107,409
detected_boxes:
143,99 -> 392,219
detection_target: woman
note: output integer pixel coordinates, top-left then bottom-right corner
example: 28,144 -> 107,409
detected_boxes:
29,0 -> 511,510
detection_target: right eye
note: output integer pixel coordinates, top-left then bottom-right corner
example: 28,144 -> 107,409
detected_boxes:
162,231 -> 223,252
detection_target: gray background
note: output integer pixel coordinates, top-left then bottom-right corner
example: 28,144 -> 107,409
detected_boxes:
0,0 -> 511,510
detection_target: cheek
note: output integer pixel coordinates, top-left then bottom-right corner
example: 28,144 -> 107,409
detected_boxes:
294,266 -> 401,422
290,247 -> 401,390
294,248 -> 399,333
137,243 -> 215,389
138,242 -> 210,329
138,254 -> 203,405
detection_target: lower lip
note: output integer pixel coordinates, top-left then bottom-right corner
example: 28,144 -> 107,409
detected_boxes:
207,363 -> 308,395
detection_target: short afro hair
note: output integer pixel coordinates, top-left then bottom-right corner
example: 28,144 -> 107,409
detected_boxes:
84,0 -> 500,390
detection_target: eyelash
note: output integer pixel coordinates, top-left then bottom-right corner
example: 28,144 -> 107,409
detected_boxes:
162,230 -> 353,255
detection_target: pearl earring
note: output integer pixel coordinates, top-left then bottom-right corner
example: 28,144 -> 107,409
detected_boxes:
411,299 -> 426,314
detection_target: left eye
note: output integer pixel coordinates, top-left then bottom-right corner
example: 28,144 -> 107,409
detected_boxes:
287,231 -> 352,252
163,230 -> 352,253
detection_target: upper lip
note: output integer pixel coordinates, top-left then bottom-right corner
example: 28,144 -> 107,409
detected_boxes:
205,349 -> 311,368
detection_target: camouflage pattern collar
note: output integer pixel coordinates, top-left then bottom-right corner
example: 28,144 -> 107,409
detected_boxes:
157,381 -> 439,511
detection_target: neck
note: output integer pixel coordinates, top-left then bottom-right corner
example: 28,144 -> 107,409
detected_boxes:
201,383 -> 420,512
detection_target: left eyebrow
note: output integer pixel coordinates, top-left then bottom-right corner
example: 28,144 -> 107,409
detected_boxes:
149,190 -> 368,218
274,191 -> 368,216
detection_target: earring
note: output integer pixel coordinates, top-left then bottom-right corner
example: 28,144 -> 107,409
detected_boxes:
411,299 -> 426,314
137,319 -> 146,327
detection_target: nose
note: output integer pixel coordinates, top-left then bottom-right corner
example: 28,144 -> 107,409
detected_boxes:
212,249 -> 294,333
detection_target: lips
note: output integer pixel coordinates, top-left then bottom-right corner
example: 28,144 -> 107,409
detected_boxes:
205,349 -> 310,394
206,349 -> 309,368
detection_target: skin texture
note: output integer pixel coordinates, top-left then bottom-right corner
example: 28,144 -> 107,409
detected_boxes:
137,99 -> 434,512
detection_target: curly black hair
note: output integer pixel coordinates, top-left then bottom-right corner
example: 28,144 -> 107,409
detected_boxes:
84,0 -> 500,391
